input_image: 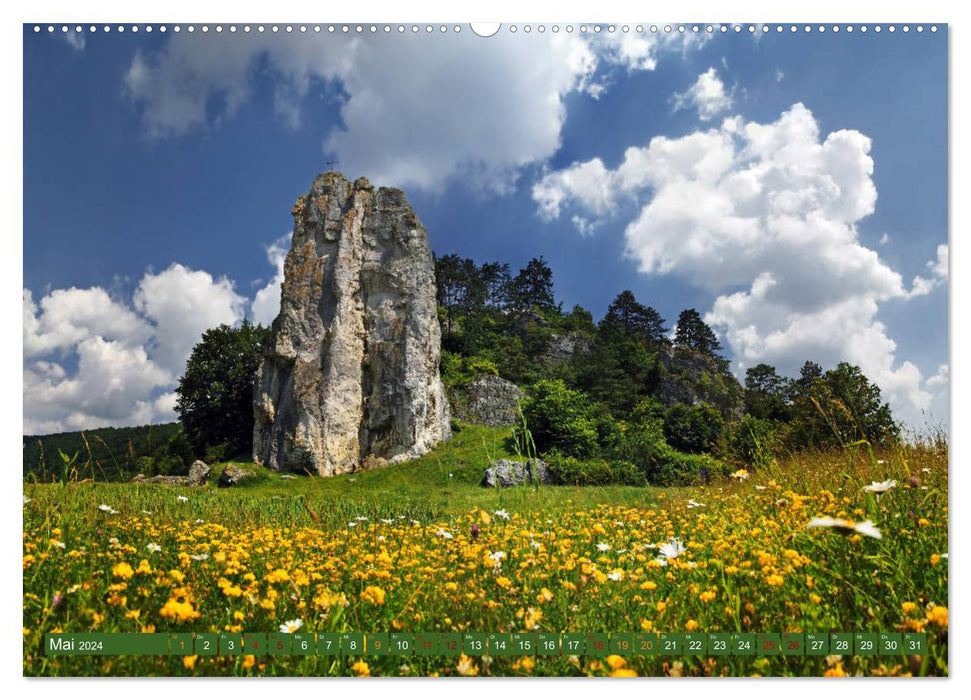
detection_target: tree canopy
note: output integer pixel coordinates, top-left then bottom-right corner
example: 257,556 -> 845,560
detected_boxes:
175,320 -> 273,459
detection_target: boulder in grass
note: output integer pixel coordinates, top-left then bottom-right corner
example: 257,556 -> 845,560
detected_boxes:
483,458 -> 551,488
218,464 -> 256,488
187,460 -> 210,486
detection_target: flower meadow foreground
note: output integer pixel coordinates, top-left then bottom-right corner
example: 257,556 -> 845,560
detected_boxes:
23,444 -> 948,677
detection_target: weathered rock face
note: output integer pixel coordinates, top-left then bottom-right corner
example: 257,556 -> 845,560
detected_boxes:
483,458 -> 552,488
656,347 -> 745,421
187,460 -> 210,486
253,172 -> 451,476
448,375 -> 525,426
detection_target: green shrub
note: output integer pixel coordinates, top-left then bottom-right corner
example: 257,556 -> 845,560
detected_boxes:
134,455 -> 155,477
613,417 -> 669,467
663,402 -> 724,454
545,450 -> 646,486
726,415 -> 780,468
519,379 -> 599,458
648,448 -> 728,487
440,350 -> 499,388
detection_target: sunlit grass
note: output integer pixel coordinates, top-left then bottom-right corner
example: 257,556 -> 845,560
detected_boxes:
23,425 -> 948,677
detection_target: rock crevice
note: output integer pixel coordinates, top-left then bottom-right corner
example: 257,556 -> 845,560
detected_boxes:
253,173 -> 450,476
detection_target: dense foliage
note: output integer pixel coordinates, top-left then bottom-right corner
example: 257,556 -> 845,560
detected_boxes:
437,251 -> 900,486
175,321 -> 273,461
23,422 -> 182,482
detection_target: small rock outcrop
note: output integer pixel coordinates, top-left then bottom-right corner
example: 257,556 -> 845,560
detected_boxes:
449,375 -> 525,426
186,460 -> 210,486
131,474 -> 189,485
218,464 -> 255,488
656,347 -> 744,420
253,172 -> 450,476
483,458 -> 552,488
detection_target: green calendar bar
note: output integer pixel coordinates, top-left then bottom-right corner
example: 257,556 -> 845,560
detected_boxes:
659,633 -> 682,655
708,633 -> 731,656
609,633 -> 633,656
45,633 -> 168,656
267,633 -> 291,656
635,633 -> 658,656
40,631 -> 933,657
414,633 -> 439,656
782,633 -> 805,655
537,633 -> 560,656
366,633 -> 389,656
758,633 -> 781,656
806,632 -> 829,655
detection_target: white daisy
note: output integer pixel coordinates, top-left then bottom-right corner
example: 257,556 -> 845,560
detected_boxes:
607,570 -> 624,581
348,522 -> 357,527
380,519 -> 394,525
659,538 -> 687,560
493,509 -> 510,520
596,543 -> 611,552
98,504 -> 118,514
356,516 -> 368,521
190,553 -> 209,561
147,543 -> 162,553
53,541 -> 66,549
806,517 -> 882,539
176,495 -> 189,503
687,500 -> 705,509
279,618 -> 303,633
23,495 -> 32,505
730,469 -> 750,481
863,480 -> 897,494
436,528 -> 454,539
489,551 -> 506,564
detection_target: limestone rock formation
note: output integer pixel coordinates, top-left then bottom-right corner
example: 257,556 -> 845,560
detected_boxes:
483,458 -> 552,488
253,172 -> 451,476
448,375 -> 524,426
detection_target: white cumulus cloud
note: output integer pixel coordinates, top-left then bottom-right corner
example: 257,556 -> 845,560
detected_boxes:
532,102 -> 947,426
673,67 -> 733,121
124,31 -> 703,194
24,263 -> 250,434
133,264 -> 247,375
251,235 -> 290,326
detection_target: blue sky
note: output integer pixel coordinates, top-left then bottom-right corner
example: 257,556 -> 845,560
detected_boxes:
22,25 -> 948,433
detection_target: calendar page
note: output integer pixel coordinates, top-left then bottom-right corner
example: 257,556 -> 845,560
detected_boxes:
21,15 -> 949,680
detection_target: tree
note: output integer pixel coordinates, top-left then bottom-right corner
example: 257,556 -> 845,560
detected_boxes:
575,334 -> 661,415
175,321 -> 273,459
479,261 -> 512,308
512,257 -> 556,310
600,290 -> 667,344
674,309 -> 723,357
785,362 -> 898,449
744,363 -> 790,421
791,360 -> 823,398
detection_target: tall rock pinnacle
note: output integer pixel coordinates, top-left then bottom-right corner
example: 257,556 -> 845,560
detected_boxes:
253,172 -> 451,476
